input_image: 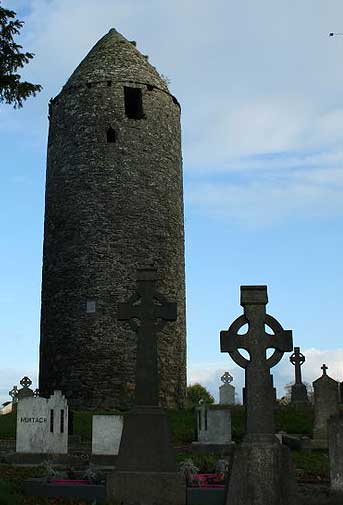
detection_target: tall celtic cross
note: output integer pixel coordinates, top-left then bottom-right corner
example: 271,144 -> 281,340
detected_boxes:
220,286 -> 293,435
118,266 -> 177,406
290,346 -> 305,385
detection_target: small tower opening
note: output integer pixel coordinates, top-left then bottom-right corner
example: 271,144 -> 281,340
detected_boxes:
124,87 -> 144,119
106,127 -> 116,143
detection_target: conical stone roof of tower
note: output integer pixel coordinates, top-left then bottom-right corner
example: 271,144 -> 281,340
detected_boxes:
64,28 -> 169,92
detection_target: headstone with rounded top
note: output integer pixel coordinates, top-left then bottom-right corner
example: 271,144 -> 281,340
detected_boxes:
8,377 -> 39,415
10,377 -> 39,402
219,371 -> 235,405
220,285 -> 297,505
312,364 -> 339,448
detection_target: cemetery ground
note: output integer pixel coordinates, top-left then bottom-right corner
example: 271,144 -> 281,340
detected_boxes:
0,405 -> 341,504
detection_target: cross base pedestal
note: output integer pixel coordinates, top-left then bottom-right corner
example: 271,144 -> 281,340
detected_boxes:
107,471 -> 186,505
225,435 -> 297,505
291,383 -> 309,404
115,405 -> 177,472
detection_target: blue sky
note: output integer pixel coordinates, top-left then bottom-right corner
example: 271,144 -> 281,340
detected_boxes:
1,0 -> 343,404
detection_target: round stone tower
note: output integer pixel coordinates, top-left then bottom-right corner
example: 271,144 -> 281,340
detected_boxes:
39,29 -> 186,410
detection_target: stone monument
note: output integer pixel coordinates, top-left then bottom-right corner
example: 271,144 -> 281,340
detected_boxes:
289,346 -> 309,404
312,364 -> 339,448
328,411 -> 343,492
16,390 -> 68,454
195,403 -> 232,445
92,415 -> 123,455
221,285 -> 297,505
219,371 -> 235,405
39,27 -> 187,411
10,376 -> 39,403
107,266 -> 185,505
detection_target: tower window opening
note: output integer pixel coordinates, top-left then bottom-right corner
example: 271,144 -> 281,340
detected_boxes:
86,300 -> 96,313
107,80 -> 112,87
106,127 -> 116,143
124,87 -> 144,119
86,83 -> 92,89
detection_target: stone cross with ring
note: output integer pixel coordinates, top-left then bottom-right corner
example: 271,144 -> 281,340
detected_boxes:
220,286 -> 293,436
290,346 -> 305,385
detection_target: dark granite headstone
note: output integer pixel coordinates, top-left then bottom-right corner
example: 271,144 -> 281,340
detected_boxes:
290,347 -> 309,404
313,364 -> 339,448
221,286 -> 297,505
107,266 -> 185,505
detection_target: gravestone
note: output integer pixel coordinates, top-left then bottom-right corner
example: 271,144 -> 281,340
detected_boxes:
16,390 -> 68,454
312,364 -> 339,448
290,346 -> 309,404
107,266 -> 185,505
195,404 -> 232,445
328,411 -> 343,492
10,376 -> 39,404
92,415 -> 123,455
221,285 -> 297,505
219,371 -> 235,405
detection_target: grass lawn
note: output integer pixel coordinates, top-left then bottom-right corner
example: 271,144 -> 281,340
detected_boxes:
0,404 -> 315,444
0,403 -> 332,504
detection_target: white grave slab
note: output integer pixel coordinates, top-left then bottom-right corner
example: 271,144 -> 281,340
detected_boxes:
92,415 -> 123,455
16,391 -> 68,454
195,405 -> 232,445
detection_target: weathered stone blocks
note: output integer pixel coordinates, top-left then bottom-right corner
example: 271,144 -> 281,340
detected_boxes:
39,28 -> 186,410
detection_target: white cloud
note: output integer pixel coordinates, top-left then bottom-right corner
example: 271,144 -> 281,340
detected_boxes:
186,161 -> 343,225
188,348 -> 343,403
6,0 -> 343,227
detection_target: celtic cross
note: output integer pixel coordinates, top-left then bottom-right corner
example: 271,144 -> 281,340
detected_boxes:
118,266 -> 177,406
20,376 -> 32,389
290,346 -> 305,385
9,386 -> 18,402
221,372 -> 233,384
220,286 -> 293,435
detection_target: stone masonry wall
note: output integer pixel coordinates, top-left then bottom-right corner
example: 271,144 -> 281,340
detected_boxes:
39,30 -> 187,410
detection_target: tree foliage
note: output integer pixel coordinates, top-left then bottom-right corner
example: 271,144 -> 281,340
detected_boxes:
186,383 -> 215,407
0,3 -> 42,108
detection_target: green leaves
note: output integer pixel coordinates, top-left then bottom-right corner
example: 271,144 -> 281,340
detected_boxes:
0,3 -> 42,108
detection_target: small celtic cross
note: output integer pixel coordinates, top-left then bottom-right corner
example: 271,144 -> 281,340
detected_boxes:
220,286 -> 293,436
20,377 -> 32,389
290,347 -> 305,385
221,372 -> 233,384
9,386 -> 18,402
